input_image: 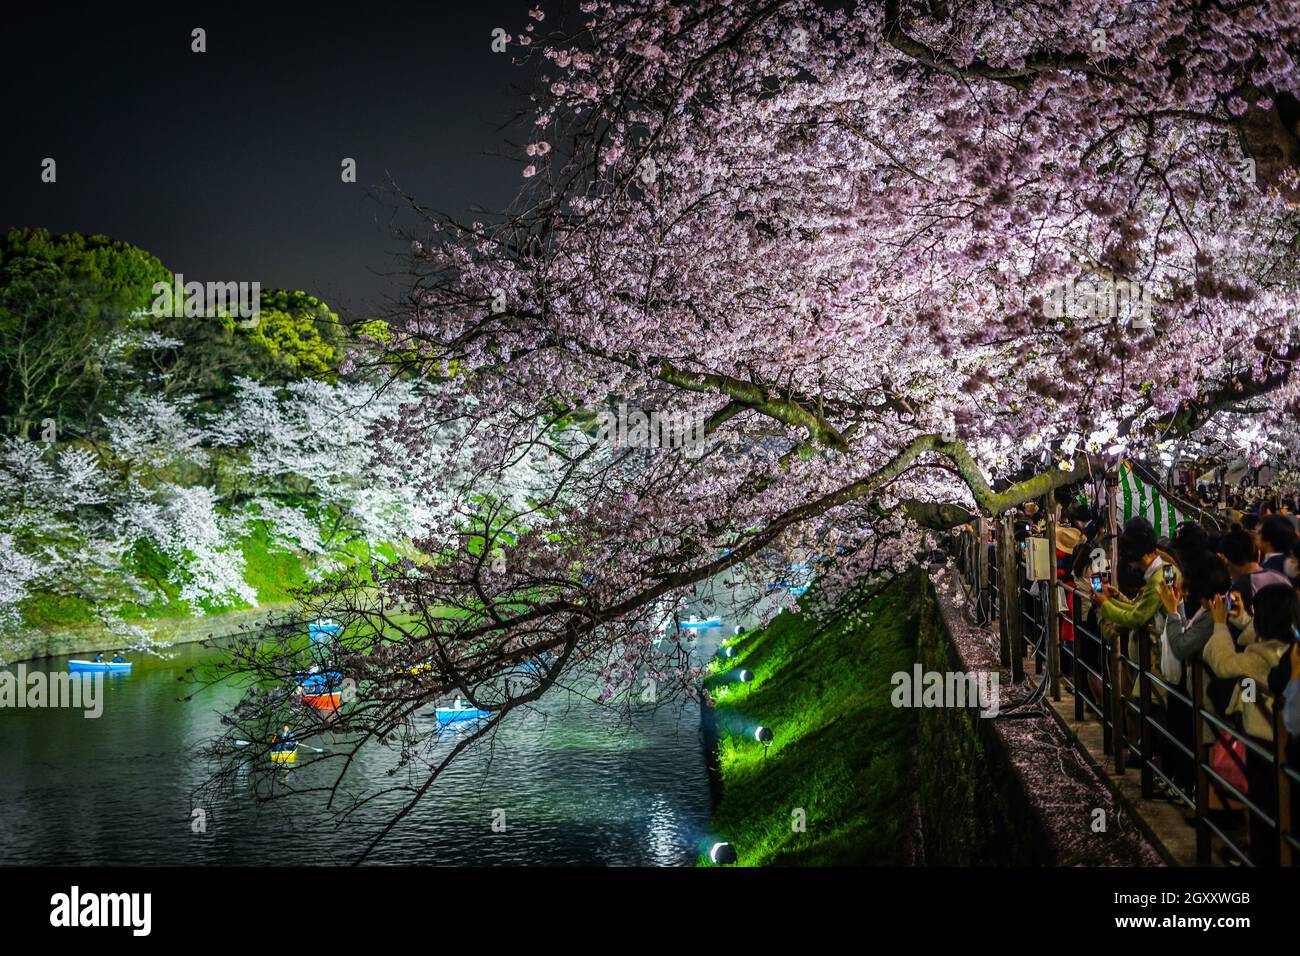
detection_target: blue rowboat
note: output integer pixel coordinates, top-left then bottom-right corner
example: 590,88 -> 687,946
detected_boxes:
308,621 -> 341,644
680,616 -> 721,629
515,654 -> 556,674
435,699 -> 488,725
296,670 -> 343,691
68,660 -> 132,673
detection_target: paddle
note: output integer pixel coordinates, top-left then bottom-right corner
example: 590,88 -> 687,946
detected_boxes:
233,739 -> 326,753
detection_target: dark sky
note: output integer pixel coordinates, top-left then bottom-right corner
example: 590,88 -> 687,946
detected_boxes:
1,2 -> 539,320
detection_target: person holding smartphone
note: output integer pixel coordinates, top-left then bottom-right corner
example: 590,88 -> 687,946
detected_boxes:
1156,551 -> 1236,797
1203,579 -> 1296,865
1070,519 -> 1109,709
1092,518 -> 1181,751
1219,528 -> 1264,607
1156,553 -> 1233,661
1092,518 -> 1173,630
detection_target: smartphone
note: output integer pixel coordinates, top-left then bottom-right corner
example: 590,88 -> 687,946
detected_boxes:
1225,593 -> 1234,614
1090,575 -> 1102,593
1163,565 -> 1176,586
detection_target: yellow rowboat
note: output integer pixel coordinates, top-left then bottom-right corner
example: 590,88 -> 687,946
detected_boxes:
269,746 -> 299,764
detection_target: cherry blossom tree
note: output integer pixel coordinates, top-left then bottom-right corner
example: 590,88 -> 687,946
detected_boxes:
207,0 -> 1300,857
0,373 -> 441,660
0,437 -> 153,661
207,376 -> 444,551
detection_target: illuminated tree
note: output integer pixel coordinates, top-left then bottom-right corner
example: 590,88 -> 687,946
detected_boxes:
209,1 -> 1300,857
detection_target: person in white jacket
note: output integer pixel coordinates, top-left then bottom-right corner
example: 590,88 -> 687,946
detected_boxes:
1203,578 -> 1295,865
1203,584 -> 1292,743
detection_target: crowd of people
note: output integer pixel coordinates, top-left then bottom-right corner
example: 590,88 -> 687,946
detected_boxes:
1008,489 -> 1300,866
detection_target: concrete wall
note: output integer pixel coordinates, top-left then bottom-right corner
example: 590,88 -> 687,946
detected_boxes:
916,568 -> 1163,866
913,572 -> 1053,864
2,603 -> 295,664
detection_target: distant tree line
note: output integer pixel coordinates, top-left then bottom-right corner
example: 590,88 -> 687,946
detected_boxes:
0,227 -> 346,440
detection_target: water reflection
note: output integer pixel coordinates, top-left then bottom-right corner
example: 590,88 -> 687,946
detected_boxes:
0,623 -> 731,866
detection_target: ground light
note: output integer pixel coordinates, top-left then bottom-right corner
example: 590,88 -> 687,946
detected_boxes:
717,645 -> 737,659
709,842 -> 738,865
753,725 -> 773,745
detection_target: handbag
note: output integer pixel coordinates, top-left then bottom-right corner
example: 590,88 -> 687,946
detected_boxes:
1209,729 -> 1249,796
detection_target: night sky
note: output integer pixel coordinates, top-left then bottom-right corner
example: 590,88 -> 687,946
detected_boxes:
2,2 -> 539,320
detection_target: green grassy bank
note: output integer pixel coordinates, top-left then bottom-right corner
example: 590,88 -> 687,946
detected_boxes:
700,573 -> 920,865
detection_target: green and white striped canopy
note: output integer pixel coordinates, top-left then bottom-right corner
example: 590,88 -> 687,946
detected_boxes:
1118,462 -> 1186,537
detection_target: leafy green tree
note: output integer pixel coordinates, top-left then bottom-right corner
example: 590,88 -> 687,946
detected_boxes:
1,230 -> 348,437
144,289 -> 345,395
0,228 -> 170,438
247,289 -> 344,379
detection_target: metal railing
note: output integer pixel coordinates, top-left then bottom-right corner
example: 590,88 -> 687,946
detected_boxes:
951,519 -> 1296,866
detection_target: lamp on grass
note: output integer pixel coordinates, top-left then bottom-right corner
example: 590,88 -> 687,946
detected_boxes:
709,841 -> 737,865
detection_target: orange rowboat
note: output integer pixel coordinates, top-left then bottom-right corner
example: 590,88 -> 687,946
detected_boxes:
301,691 -> 342,712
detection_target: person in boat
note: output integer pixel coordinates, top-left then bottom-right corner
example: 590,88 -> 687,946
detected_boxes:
111,653 -> 125,663
270,727 -> 297,754
94,654 -> 105,663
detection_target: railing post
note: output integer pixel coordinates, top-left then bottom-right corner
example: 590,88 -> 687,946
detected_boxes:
1005,522 -> 1025,685
1071,583 -> 1085,721
1192,658 -> 1211,864
976,516 -> 990,625
1275,705 -> 1292,866
1033,582 -> 1044,675
1111,627 -> 1127,775
1101,638 -> 1113,755
1044,496 -> 1061,701
995,519 -> 1011,668
1104,471 -> 1125,772
1106,469 -> 1120,575
1137,622 -> 1154,799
